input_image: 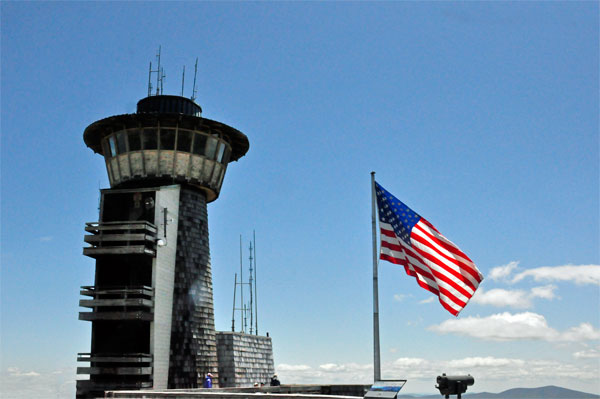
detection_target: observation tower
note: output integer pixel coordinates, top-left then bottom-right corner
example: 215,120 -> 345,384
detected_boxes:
76,91 -> 249,397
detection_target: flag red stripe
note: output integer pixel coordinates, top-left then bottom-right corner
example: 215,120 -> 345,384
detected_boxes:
412,223 -> 475,271
404,247 -> 469,306
380,228 -> 396,238
380,239 -> 403,253
405,266 -> 461,315
381,231 -> 471,304
410,241 -> 478,293
381,226 -> 475,298
414,221 -> 482,283
378,221 -> 477,315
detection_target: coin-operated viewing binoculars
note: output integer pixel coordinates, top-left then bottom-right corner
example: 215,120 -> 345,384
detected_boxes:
436,374 -> 474,399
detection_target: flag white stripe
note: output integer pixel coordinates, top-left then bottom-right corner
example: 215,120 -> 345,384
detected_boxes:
381,223 -> 472,304
409,239 -> 477,295
404,250 -> 472,303
380,222 -> 478,310
416,222 -> 479,273
413,223 -> 478,279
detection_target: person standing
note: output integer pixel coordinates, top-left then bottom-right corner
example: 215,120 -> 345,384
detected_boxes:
203,373 -> 213,388
270,374 -> 280,386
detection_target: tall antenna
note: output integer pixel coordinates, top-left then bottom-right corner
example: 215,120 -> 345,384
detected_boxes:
160,66 -> 165,95
191,58 -> 198,102
231,273 -> 237,332
155,46 -> 162,95
147,62 -> 153,97
239,235 -> 244,333
248,240 -> 254,335
230,233 -> 260,335
147,47 -> 165,97
181,66 -> 185,97
254,230 -> 258,335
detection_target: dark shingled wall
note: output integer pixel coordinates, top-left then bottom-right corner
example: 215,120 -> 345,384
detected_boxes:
168,187 -> 219,388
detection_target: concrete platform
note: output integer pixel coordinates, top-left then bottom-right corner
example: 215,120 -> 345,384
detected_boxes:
104,384 -> 371,398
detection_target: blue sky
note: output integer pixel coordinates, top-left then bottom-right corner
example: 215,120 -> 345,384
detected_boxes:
1,1 -> 598,398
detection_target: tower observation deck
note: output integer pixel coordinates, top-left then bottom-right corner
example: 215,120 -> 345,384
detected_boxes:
76,93 -> 251,398
83,95 -> 249,201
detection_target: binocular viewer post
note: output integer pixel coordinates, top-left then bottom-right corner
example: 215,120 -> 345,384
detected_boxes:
436,374 -> 475,399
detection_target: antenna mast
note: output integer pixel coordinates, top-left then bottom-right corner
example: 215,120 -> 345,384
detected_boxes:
254,230 -> 258,335
230,233 -> 260,334
181,66 -> 185,97
231,273 -> 237,332
191,58 -> 198,102
147,62 -> 153,97
248,240 -> 254,334
155,46 -> 162,95
239,235 -> 244,332
147,46 -> 165,97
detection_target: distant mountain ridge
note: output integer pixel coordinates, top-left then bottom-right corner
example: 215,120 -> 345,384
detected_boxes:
398,385 -> 600,399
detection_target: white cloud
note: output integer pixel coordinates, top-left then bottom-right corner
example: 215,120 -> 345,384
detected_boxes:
428,312 -> 600,342
393,294 -> 407,302
6,368 -> 40,377
419,297 -> 435,304
319,363 -> 371,372
470,288 -> 531,308
0,367 -> 75,399
38,236 -> 53,242
489,261 -> 519,281
470,285 -> 557,309
275,356 -> 600,392
529,284 -> 558,299
511,264 -> 600,286
277,364 -> 311,372
446,356 -> 523,369
276,362 -> 373,385
561,323 -> 600,341
573,348 -> 600,359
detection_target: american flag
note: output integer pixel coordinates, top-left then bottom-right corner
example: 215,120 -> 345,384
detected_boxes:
375,182 -> 483,316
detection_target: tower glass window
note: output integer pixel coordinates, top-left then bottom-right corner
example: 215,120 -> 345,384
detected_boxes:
160,129 -> 175,150
177,130 -> 192,152
205,137 -> 218,159
216,143 -> 226,163
192,133 -> 207,156
109,136 -> 117,157
102,139 -> 111,158
143,129 -> 158,150
222,147 -> 231,164
117,131 -> 128,154
128,129 -> 142,151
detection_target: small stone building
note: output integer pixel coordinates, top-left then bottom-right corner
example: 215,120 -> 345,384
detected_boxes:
216,332 -> 275,387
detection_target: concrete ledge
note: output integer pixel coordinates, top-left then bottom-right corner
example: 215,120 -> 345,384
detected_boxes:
104,392 -> 358,399
104,385 -> 371,398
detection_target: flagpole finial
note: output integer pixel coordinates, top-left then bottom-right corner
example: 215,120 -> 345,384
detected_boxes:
371,171 -> 375,176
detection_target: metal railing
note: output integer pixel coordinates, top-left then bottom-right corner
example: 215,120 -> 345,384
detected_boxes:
83,221 -> 158,257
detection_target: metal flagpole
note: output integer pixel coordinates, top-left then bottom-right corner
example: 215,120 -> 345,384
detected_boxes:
371,171 -> 381,382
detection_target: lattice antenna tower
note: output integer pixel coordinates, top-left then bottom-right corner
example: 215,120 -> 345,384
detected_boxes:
248,240 -> 254,334
232,235 -> 247,332
231,233 -> 259,334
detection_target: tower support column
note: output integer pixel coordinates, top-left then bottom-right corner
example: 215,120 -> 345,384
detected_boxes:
168,187 -> 219,388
